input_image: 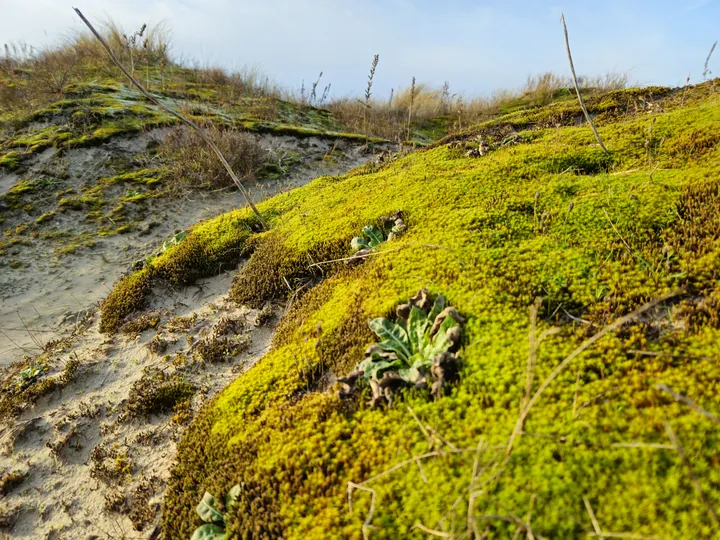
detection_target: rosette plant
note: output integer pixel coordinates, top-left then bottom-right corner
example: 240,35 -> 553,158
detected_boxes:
339,288 -> 464,407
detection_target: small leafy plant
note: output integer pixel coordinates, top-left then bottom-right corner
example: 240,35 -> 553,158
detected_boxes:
350,211 -> 406,257
18,362 -> 47,389
339,288 -> 464,407
191,484 -> 241,540
156,230 -> 187,257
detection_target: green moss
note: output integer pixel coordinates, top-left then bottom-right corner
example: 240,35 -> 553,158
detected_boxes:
229,232 -> 347,308
119,191 -> 149,203
0,151 -> 22,170
55,237 -> 96,256
99,267 -> 154,334
10,125 -> 71,152
58,197 -> 85,211
99,209 -> 260,333
236,119 -> 387,143
159,89 -> 720,538
99,168 -> 165,187
1,178 -> 34,209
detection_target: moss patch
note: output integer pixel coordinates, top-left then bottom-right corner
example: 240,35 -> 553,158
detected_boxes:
99,210 -> 259,333
122,367 -> 196,421
157,87 -> 720,538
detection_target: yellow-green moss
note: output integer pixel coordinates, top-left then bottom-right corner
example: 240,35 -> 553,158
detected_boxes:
0,151 -> 22,170
99,210 -> 259,333
99,168 -> 166,188
159,88 -> 720,538
99,267 -> 154,334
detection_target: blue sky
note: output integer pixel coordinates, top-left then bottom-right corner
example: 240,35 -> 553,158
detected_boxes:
1,0 -> 718,98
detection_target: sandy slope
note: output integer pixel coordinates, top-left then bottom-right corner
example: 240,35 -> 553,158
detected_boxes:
0,130 -> 386,365
1,268 -> 277,539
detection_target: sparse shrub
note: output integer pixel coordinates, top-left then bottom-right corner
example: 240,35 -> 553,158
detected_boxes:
120,312 -> 160,337
195,335 -> 250,363
148,335 -> 171,355
212,316 -> 245,337
0,356 -> 80,419
129,476 -> 159,531
89,444 -> 133,485
253,304 -> 275,327
160,125 -> 269,189
104,489 -> 128,513
339,288 -> 464,407
171,399 -> 193,426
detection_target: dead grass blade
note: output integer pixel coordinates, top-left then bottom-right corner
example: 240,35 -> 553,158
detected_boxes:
560,14 -> 609,154
656,384 -> 720,424
664,421 -> 720,529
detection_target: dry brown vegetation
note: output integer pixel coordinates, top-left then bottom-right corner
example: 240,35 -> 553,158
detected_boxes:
159,124 -> 270,189
1,16 -> 628,143
0,20 -> 171,113
327,71 -> 628,141
0,18 -> 280,120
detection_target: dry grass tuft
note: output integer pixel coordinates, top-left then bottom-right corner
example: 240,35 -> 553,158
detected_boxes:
159,124 -> 269,189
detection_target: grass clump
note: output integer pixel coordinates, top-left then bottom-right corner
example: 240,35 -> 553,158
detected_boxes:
160,86 -> 720,538
159,124 -> 269,190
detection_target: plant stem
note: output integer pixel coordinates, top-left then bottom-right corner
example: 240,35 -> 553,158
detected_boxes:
561,14 -> 609,154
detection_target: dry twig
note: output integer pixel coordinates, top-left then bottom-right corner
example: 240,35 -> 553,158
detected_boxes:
506,290 -> 682,458
704,41 -> 717,79
560,14 -> 608,154
411,523 -> 451,537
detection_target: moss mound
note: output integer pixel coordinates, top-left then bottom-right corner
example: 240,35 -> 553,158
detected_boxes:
98,209 -> 258,333
117,84 -> 720,537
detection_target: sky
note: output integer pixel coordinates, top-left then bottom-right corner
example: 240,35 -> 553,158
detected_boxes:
1,0 -> 719,99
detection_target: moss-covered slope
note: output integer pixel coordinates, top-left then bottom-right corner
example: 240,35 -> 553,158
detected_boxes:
130,83 -> 720,538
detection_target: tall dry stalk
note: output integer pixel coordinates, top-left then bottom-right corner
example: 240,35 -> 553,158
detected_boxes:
310,71 -> 323,105
73,7 -> 267,230
407,76 -> 416,141
440,80 -> 450,114
704,41 -> 717,80
560,14 -> 608,154
363,54 -> 379,142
